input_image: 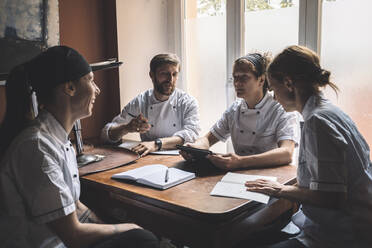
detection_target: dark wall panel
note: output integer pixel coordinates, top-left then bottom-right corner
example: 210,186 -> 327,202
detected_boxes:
59,0 -> 120,141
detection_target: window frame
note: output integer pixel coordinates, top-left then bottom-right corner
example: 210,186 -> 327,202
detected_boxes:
169,0 -> 322,152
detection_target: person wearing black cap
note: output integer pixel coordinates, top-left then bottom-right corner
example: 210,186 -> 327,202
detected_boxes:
0,46 -> 159,248
180,53 -> 300,170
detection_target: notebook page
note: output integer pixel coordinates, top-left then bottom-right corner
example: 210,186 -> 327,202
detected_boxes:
138,167 -> 195,189
118,140 -> 140,150
221,172 -> 277,185
149,150 -> 179,155
210,181 -> 270,204
112,164 -> 166,180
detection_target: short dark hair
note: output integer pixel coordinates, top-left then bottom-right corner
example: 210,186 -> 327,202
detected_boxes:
150,53 -> 180,73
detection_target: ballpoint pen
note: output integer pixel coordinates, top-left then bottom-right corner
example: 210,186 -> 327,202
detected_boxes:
165,168 -> 169,183
127,112 -> 137,118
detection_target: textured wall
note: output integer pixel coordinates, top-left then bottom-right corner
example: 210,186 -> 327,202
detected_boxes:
0,0 -> 59,124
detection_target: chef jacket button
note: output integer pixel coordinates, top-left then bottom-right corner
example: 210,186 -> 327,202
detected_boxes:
240,130 -> 244,133
252,131 -> 256,135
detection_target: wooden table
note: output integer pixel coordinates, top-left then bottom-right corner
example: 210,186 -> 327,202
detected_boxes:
80,150 -> 297,248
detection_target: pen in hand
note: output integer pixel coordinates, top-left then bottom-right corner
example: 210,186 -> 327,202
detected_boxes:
127,112 -> 137,118
165,168 -> 169,183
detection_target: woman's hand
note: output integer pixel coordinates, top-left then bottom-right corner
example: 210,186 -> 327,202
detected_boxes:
245,179 -> 285,197
207,153 -> 241,170
179,142 -> 208,161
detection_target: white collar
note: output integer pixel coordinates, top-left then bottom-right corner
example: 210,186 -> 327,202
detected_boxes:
149,88 -> 177,106
301,92 -> 328,121
38,110 -> 69,144
241,92 -> 270,110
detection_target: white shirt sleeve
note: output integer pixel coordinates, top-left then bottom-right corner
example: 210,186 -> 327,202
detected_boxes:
210,105 -> 234,142
275,111 -> 301,145
306,115 -> 348,192
13,140 -> 76,224
101,97 -> 140,144
173,96 -> 201,143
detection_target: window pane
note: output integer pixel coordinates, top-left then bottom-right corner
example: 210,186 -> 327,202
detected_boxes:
185,0 -> 227,153
321,0 -> 372,155
244,0 -> 299,54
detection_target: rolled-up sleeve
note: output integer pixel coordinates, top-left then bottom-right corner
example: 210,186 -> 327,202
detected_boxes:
275,111 -> 301,145
306,115 -> 348,192
173,96 -> 201,143
15,141 -> 76,224
101,99 -> 139,144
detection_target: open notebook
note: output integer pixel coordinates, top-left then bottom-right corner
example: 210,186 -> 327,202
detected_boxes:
210,172 -> 277,204
112,164 -> 195,190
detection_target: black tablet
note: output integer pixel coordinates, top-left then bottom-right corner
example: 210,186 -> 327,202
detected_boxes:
176,145 -> 213,158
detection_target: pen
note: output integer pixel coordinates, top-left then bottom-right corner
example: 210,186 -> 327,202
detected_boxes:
127,112 -> 137,118
165,168 -> 169,183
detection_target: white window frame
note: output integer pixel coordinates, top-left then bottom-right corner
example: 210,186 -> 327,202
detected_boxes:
169,0 -> 321,152
299,0 -> 322,54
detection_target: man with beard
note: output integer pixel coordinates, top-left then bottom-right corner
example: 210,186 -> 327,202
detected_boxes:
101,53 -> 200,156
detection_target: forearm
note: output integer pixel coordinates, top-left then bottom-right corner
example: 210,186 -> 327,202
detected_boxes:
69,222 -> 138,248
161,136 -> 184,150
238,147 -> 292,168
278,185 -> 347,209
108,124 -> 130,142
48,211 -> 140,248
194,132 -> 219,148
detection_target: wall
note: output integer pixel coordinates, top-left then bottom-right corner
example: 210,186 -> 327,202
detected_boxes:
116,0 -> 171,140
59,0 -> 120,140
0,0 -> 59,124
116,0 -> 169,105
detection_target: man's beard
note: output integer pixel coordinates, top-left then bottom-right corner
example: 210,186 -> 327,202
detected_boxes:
154,78 -> 175,96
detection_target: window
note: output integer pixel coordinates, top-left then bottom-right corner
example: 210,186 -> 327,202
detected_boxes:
321,0 -> 372,152
244,0 -> 299,55
177,0 -> 372,154
184,0 -> 227,152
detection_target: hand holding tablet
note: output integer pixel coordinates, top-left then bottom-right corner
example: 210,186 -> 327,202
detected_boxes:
176,144 -> 213,159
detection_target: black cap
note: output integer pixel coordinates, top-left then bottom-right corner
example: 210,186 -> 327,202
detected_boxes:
27,46 -> 92,93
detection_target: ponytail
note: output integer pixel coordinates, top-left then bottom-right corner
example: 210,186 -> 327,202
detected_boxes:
0,64 -> 34,158
268,45 -> 339,97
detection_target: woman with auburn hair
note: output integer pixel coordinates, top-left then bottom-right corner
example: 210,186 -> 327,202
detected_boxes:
245,45 -> 372,248
0,46 -> 158,248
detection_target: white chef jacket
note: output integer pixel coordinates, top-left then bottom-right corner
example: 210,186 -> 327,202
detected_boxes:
101,88 -> 201,143
293,93 -> 372,248
0,110 -> 80,248
211,92 -> 300,156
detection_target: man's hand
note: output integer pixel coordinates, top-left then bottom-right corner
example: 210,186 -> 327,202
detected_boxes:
245,179 -> 285,197
127,114 -> 151,133
132,141 -> 157,156
207,153 -> 241,170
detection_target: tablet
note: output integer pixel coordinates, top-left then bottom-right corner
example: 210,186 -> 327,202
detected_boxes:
176,145 -> 213,158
